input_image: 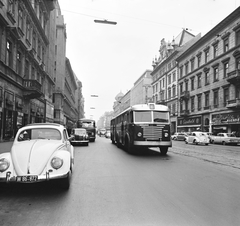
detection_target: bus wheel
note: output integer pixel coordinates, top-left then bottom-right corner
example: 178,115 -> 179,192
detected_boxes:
159,147 -> 168,155
124,138 -> 132,153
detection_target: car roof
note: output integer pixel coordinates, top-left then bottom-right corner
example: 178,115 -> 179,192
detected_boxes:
21,123 -> 65,130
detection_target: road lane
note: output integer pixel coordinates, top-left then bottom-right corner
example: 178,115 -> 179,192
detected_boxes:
0,137 -> 239,226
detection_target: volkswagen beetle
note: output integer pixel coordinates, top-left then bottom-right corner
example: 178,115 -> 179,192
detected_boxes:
0,123 -> 74,190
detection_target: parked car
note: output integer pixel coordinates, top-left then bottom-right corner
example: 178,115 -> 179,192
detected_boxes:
171,132 -> 187,141
105,130 -> 111,138
185,131 -> 210,145
70,128 -> 89,146
211,133 -> 240,145
0,123 -> 74,190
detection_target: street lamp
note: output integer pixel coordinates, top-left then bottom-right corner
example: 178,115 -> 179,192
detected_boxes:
90,95 -> 98,97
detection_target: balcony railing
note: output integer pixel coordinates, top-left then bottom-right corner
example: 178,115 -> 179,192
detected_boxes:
180,91 -> 190,100
23,79 -> 43,99
226,98 -> 240,109
227,69 -> 240,85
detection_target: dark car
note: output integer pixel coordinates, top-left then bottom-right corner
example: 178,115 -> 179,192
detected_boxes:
70,128 -> 89,146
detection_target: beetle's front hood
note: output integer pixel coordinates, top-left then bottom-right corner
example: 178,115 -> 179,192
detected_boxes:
11,140 -> 64,175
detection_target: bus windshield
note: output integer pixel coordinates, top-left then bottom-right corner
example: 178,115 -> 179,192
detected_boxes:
134,111 -> 169,123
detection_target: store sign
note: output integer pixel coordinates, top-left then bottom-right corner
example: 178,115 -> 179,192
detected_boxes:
212,112 -> 240,124
178,116 -> 202,126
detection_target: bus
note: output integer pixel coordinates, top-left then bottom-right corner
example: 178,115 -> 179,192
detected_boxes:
110,103 -> 172,155
77,118 -> 96,142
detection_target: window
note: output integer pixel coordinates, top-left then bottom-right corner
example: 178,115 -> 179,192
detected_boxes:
25,60 -> 29,78
223,62 -> 229,78
180,66 -> 183,78
6,40 -> 13,68
213,67 -> 219,82
172,72 -> 176,82
213,45 -> 218,58
223,87 -> 229,106
185,62 -> 189,75
191,96 -> 195,111
197,74 -> 201,88
205,92 -> 209,107
205,50 -> 209,63
168,74 -> 171,85
223,38 -> 229,52
172,85 -> 176,97
32,31 -> 37,51
236,57 -> 240,70
197,95 -> 201,110
180,83 -> 183,94
26,19 -> 31,42
236,29 -> 240,46
16,51 -> 22,76
213,89 -> 219,107
7,0 -> 15,16
168,88 -> 171,100
197,54 -> 201,67
205,71 -> 210,85
185,80 -> 188,91
162,78 -> 165,88
31,67 -> 35,79
191,77 -> 194,90
191,58 -> 195,72
18,6 -> 24,31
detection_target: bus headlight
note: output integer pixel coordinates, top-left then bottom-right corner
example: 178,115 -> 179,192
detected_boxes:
137,132 -> 142,137
164,132 -> 169,137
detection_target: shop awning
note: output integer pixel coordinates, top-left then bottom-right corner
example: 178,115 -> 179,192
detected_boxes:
177,125 -> 201,128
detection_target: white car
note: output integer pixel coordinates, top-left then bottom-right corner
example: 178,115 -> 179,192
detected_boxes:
211,133 -> 240,145
0,123 -> 74,190
185,131 -> 210,145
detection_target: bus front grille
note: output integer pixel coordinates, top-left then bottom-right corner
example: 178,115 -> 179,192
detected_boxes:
141,124 -> 164,140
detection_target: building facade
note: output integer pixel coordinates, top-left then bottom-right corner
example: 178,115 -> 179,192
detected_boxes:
176,6 -> 240,135
151,30 -> 200,134
0,0 -> 84,141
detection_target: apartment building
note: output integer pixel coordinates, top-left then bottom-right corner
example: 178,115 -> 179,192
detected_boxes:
151,30 -> 200,134
0,0 -> 83,141
176,6 -> 240,135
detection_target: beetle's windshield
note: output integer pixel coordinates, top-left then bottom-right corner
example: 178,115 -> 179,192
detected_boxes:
18,128 -> 61,141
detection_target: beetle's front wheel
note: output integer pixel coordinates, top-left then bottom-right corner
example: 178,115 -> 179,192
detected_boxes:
159,147 -> 168,155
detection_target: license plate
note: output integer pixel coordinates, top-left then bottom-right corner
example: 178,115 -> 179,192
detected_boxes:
16,175 -> 38,182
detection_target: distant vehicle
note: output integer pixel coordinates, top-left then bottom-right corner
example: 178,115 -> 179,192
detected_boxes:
171,132 -> 187,141
99,129 -> 106,137
0,123 -> 74,190
77,118 -> 96,142
211,133 -> 240,145
185,131 -> 210,145
110,103 -> 172,155
70,128 -> 89,146
105,130 -> 111,138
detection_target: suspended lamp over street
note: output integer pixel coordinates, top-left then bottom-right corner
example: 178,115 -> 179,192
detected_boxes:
94,19 -> 117,25
90,95 -> 98,97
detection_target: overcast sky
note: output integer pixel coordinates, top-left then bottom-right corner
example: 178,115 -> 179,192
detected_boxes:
57,0 -> 240,121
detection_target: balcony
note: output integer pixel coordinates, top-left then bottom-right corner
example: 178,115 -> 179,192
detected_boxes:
204,106 -> 211,110
23,79 -> 43,99
227,69 -> 240,85
180,91 -> 190,101
180,109 -> 190,117
157,99 -> 166,105
226,98 -> 240,109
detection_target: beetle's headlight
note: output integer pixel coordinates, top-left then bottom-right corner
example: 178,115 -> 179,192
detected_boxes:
51,157 -> 63,170
164,132 -> 169,137
137,132 -> 142,137
0,158 -> 10,172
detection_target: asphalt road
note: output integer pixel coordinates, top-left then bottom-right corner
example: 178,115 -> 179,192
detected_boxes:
0,138 -> 240,226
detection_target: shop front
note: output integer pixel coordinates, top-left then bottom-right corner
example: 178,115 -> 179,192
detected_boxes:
211,111 -> 240,136
177,116 -> 202,133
